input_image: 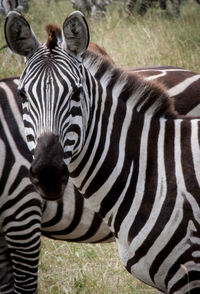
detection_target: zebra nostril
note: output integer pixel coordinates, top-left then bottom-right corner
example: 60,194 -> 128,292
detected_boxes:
29,166 -> 39,185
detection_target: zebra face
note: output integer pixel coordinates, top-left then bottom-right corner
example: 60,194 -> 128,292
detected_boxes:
18,45 -> 83,156
5,11 -> 90,200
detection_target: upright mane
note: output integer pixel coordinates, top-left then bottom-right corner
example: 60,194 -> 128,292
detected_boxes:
46,23 -> 62,51
82,51 -> 177,118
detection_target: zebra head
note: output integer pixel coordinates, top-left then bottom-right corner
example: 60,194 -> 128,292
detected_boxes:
4,11 -> 90,200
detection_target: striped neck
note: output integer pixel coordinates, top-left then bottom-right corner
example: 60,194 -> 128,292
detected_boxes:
68,52 -> 177,212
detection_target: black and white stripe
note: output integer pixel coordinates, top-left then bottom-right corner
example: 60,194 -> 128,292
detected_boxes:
5,11 -> 200,293
0,77 -> 113,294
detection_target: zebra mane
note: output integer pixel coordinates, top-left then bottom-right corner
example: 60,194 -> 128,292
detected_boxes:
82,51 -> 177,118
123,72 -> 177,118
46,24 -> 62,51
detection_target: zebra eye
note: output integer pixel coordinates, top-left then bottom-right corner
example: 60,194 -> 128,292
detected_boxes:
18,89 -> 28,103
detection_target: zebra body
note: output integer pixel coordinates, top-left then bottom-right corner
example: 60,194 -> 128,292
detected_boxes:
5,11 -> 200,293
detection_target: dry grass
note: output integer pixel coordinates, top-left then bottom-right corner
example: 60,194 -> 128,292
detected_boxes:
0,0 -> 200,293
38,238 -> 157,294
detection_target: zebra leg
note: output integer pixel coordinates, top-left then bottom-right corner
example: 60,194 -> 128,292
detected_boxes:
1,190 -> 42,294
138,0 -> 149,15
159,0 -> 167,10
170,0 -> 180,17
0,236 -> 14,294
125,0 -> 137,15
5,226 -> 41,294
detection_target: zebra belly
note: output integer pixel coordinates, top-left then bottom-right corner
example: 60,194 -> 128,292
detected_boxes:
116,238 -> 159,289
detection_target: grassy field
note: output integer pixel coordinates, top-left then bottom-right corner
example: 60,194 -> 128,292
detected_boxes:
0,0 -> 200,293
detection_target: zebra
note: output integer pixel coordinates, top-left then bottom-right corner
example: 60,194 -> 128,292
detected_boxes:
0,34 -> 146,293
71,0 -> 111,17
126,0 -> 181,17
126,0 -> 200,17
5,10 -> 200,293
1,65 -> 200,293
0,0 -> 29,16
0,38 -> 134,293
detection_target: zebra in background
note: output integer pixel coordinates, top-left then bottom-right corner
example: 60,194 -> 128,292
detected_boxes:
1,65 -> 200,293
0,0 -> 29,16
69,0 -> 187,17
5,11 -> 200,293
126,0 -> 200,17
71,0 -> 111,16
126,0 -> 180,16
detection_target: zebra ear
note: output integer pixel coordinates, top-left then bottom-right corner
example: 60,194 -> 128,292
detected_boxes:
4,11 -> 40,58
62,11 -> 90,58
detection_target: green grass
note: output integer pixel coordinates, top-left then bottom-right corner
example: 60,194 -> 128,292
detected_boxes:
0,0 -> 200,293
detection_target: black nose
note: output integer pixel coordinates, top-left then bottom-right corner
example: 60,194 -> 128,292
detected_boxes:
30,134 -> 69,200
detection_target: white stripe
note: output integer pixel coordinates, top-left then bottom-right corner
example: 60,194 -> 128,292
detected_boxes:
118,114 -> 151,235
167,74 -> 200,97
191,120 -> 200,187
187,104 -> 200,117
104,161 -> 134,233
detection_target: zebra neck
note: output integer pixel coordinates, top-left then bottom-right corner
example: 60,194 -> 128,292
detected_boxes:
68,57 -> 177,221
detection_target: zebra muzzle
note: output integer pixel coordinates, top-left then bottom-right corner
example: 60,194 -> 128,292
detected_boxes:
29,134 -> 69,201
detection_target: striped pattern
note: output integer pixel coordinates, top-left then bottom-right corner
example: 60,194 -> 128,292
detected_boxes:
129,66 -> 200,116
0,77 -> 42,294
20,42 -> 200,293
0,77 -> 113,294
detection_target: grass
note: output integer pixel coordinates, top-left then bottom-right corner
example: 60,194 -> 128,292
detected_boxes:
38,238 -> 157,294
0,0 -> 200,293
